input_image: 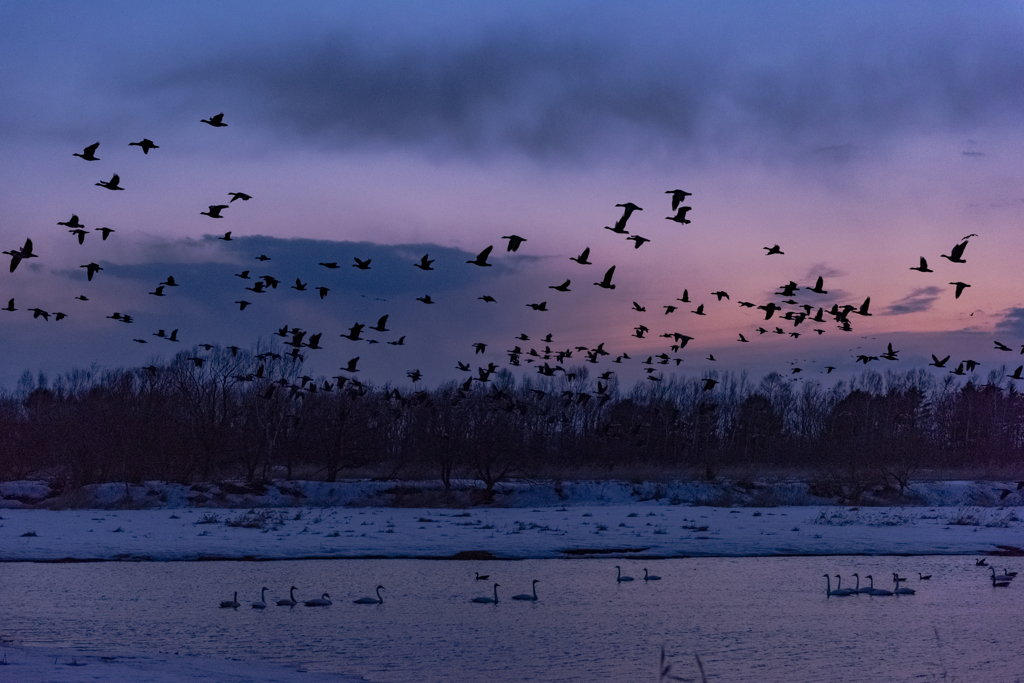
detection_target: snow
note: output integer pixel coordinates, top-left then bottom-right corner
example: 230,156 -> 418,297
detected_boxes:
0,642 -> 364,682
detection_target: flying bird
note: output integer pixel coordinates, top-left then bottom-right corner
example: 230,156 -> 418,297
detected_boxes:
235,301 -> 250,310
763,244 -> 784,255
478,295 -> 496,303
228,192 -> 251,202
316,286 -> 329,299
665,189 -> 692,210
161,276 -> 179,287
950,282 -> 970,299
692,304 -> 705,315
2,299 -> 15,311
549,280 -> 571,292
666,206 -> 692,224
417,295 -> 435,304
807,277 -> 828,294
594,266 -> 616,289
342,357 -> 360,373
81,263 -> 102,281
341,324 -> 364,341
910,257 -> 933,273
370,315 -> 389,332
632,301 -> 645,312
353,258 -> 371,270
414,254 -> 434,270
73,142 -> 100,161
701,378 -> 718,391
940,240 -> 969,264
526,302 -> 548,311
201,113 -> 227,127
929,355 -> 950,368
570,247 -> 592,265
502,235 -> 527,252
128,139 -> 159,154
219,232 -> 232,241
292,279 -> 307,291
149,285 -> 165,297
467,246 -> 494,266
626,235 -> 649,249
96,174 -> 124,190
712,291 -> 729,301
994,341 -> 1012,351
201,205 -> 229,218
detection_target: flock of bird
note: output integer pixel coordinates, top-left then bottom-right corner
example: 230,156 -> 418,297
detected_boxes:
824,560 -> 1017,597
4,111 -> 1017,392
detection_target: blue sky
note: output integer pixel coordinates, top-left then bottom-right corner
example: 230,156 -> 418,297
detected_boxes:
2,1 -> 1024,389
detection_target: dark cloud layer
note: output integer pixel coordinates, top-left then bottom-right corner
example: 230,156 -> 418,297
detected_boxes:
125,3 -> 1024,162
883,286 -> 943,315
995,307 -> 1024,337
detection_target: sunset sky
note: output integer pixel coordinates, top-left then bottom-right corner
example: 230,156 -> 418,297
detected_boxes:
1,1 -> 1023,390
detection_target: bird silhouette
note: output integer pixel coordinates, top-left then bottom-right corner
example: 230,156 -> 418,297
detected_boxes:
807,277 -> 828,294
526,302 -> 548,311
854,297 -> 872,316
167,329 -> 179,342
235,301 -> 250,310
29,308 -> 50,321
666,206 -> 692,224
738,333 -> 749,342
479,295 -> 496,303
994,341 -> 1012,351
940,240 -> 969,264
81,263 -> 102,281
58,214 -> 85,229
763,244 -> 784,255
626,235 -> 650,249
910,257 -> 933,273
570,247 -> 592,265
692,304 -> 705,316
319,262 -> 339,269
1010,366 -> 1024,380
388,336 -> 406,346
68,228 -> 88,244
245,281 -> 265,294
632,301 -> 646,312
353,258 -> 371,270
73,142 -> 100,161
96,174 -> 124,190
594,266 -> 616,289
2,299 -> 14,312
343,357 -> 360,373
415,254 -> 434,270
228,192 -> 251,202
219,232 -> 232,241
502,235 -> 527,252
677,290 -> 690,303
149,285 -> 165,297
201,113 -> 227,127
467,246 -> 493,266
160,276 -> 178,287
95,227 -> 114,240
950,282 -> 970,298
417,294 -> 435,304
4,238 -> 37,272
292,279 -> 307,291
701,378 -> 718,391
604,222 -> 629,235
201,205 -> 228,218
712,291 -> 729,301
316,286 -> 329,299
549,280 -> 571,292
256,254 -> 270,261
666,189 -> 692,210
370,315 -> 389,332
929,355 -> 950,367
129,139 -> 159,154
341,323 -> 365,342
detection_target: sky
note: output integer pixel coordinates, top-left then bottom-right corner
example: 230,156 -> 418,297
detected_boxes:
1,1 -> 1024,391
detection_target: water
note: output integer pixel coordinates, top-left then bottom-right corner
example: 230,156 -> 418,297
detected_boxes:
2,556 -> 1022,682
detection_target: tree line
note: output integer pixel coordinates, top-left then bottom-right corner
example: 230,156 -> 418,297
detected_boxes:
0,347 -> 1021,501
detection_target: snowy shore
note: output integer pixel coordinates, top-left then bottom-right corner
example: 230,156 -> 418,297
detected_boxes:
0,477 -> 1021,561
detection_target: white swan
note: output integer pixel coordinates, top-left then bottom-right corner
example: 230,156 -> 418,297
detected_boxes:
832,575 -> 856,596
824,574 -> 846,596
277,586 -> 298,606
863,575 -> 893,596
304,593 -> 332,606
851,573 -> 869,594
471,583 -> 499,603
354,585 -> 385,604
1005,568 -> 1018,577
511,580 -> 539,601
615,566 -> 634,583
220,591 -> 240,608
252,587 -> 268,609
918,573 -> 932,580
992,575 -> 1011,588
990,567 -> 1014,582
643,568 -> 661,581
893,578 -> 915,595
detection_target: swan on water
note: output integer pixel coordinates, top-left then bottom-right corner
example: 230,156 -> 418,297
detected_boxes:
277,586 -> 298,606
990,567 -> 1014,582
851,573 -> 871,594
304,593 -> 332,606
992,575 -> 1011,588
918,573 -> 931,580
252,587 -> 268,609
354,585 -> 385,604
863,575 -> 893,596
1005,568 -> 1018,577
471,583 -> 500,603
475,572 -> 489,581
615,566 -> 634,583
220,592 -> 240,608
511,580 -> 540,601
893,578 -> 915,595
832,575 -> 856,596
643,568 -> 661,581
824,574 -> 847,596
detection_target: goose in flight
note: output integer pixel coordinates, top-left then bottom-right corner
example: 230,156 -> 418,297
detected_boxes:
201,113 -> 228,127
910,257 -> 933,273
941,240 -> 969,264
342,323 -> 365,341
96,174 -> 124,190
616,202 -> 643,221
478,295 -> 496,302
677,290 -> 690,303
502,234 -> 527,252
665,189 -> 692,210
128,139 -> 159,154
94,226 -> 113,240
570,247 -> 592,265
929,354 -> 950,368
712,291 -> 729,301
304,593 -> 332,607
415,254 -> 434,270
73,142 -> 100,160
692,304 -> 705,316
234,301 -> 250,310
69,228 -> 88,244
950,282 -> 970,299
353,257 -> 371,270
370,315 -> 389,332
471,583 -> 500,603
228,192 -> 251,202
245,281 -> 265,294
81,263 -> 102,281
594,265 -> 616,289
29,308 -> 50,321
2,299 -> 14,312
664,305 -> 677,314
854,297 -> 872,316
149,285 -> 165,297
549,280 -> 571,292
5,238 -> 38,272
342,357 -> 360,373
701,378 -> 718,391
738,333 -> 749,342
416,294 -> 435,304
292,279 -> 307,291
626,234 -> 649,249
666,206 -> 692,224
161,276 -> 179,287
632,301 -> 646,312
354,586 -> 385,604
256,254 -> 270,261
220,592 -> 240,608
467,246 -> 494,266
526,302 -> 548,311
511,580 -> 540,601
58,214 -> 85,229
807,277 -> 828,294
252,587 -> 268,609
316,286 -> 329,299
1009,366 -> 1024,381
994,341 -> 1012,351
604,222 -> 629,235
763,244 -> 784,255
218,232 -> 232,241
201,205 -> 229,218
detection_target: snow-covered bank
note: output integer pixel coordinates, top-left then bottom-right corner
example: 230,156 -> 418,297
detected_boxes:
1,503 -> 1021,562
3,477 -> 1023,510
0,642 -> 362,682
